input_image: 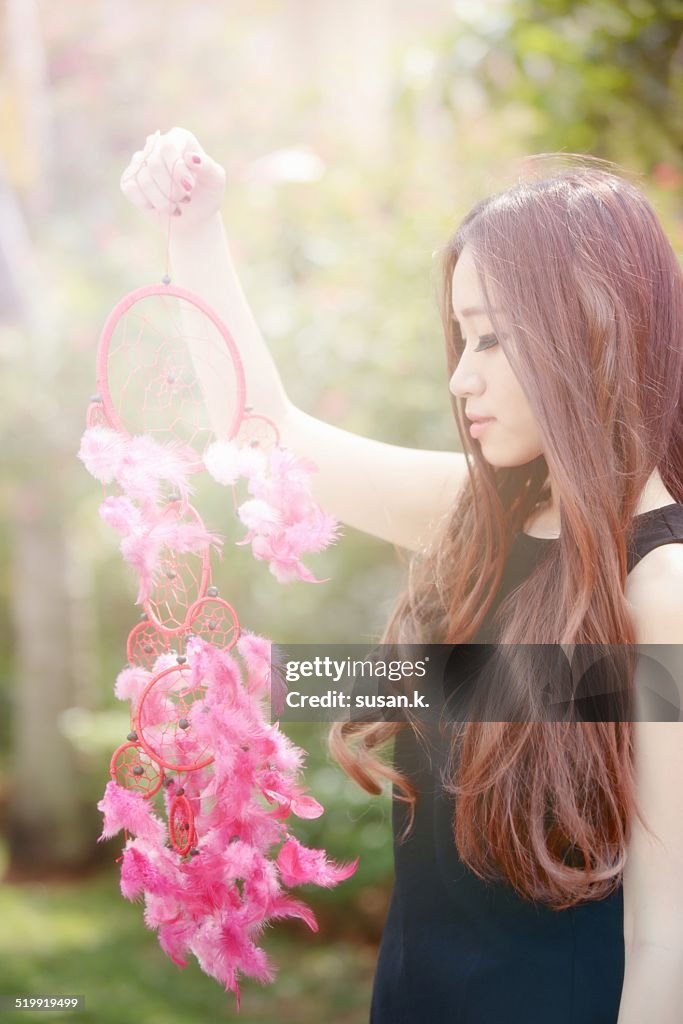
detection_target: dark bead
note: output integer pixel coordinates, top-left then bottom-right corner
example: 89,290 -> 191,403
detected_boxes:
144,644 -> 153,654
127,731 -> 138,742
132,765 -> 144,776
245,404 -> 254,412
178,718 -> 189,729
207,585 -> 218,597
190,848 -> 200,856
140,612 -> 148,620
176,787 -> 185,796
166,569 -> 177,579
89,393 -> 102,403
208,619 -> 217,630
176,655 -> 187,665
162,274 -> 171,285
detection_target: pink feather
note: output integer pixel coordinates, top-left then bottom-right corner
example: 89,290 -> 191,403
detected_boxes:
155,913 -> 195,969
235,445 -> 268,477
120,844 -> 177,901
97,780 -> 167,844
99,495 -> 142,534
290,794 -> 325,819
203,439 -> 244,485
226,444 -> 342,581
276,837 -> 360,888
77,425 -> 127,482
114,664 -> 151,702
126,434 -> 197,504
77,426 -> 198,507
283,507 -> 341,554
116,450 -> 163,505
236,499 -> 282,535
267,891 -> 318,932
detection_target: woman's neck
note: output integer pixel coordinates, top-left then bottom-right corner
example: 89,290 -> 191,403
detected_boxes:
523,468 -> 677,539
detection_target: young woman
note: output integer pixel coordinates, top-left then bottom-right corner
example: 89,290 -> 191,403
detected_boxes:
121,129 -> 683,1023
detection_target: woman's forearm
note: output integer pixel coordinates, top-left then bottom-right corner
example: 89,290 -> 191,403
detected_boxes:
617,944 -> 683,1023
168,212 -> 292,437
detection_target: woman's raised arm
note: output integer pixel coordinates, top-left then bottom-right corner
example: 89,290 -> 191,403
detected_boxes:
121,127 -> 469,551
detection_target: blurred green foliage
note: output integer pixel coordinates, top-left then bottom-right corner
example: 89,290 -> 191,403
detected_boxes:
0,869 -> 378,1022
437,0 -> 683,168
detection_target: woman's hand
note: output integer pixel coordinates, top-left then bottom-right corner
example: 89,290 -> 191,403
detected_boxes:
120,126 -> 226,236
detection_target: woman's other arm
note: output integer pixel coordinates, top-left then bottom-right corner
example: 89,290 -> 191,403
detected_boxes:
618,550 -> 683,1023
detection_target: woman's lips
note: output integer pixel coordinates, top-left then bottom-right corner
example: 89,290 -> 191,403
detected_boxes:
469,417 -> 495,439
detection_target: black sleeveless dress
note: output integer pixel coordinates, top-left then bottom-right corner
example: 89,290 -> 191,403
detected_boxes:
369,503 -> 683,1024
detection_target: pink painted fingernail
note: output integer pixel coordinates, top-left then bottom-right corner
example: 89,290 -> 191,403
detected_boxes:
191,155 -> 201,165
181,177 -> 192,190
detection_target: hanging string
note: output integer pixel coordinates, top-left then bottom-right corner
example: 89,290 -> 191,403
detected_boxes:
161,154 -> 187,286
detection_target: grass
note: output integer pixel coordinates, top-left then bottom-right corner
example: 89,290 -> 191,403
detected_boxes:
0,866 -> 379,1023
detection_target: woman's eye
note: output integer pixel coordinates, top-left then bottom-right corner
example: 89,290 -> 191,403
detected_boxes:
475,334 -> 498,352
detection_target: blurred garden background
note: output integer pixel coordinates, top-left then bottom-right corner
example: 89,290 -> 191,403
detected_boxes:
0,0 -> 682,1020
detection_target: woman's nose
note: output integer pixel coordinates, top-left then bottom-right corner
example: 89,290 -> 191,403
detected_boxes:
449,363 -> 485,400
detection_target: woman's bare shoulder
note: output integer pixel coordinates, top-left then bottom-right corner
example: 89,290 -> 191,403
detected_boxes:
625,542 -> 683,644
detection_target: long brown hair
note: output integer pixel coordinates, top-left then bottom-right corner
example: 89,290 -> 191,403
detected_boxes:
328,155 -> 683,910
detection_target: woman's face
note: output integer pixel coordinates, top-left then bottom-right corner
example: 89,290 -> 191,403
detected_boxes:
448,245 -> 544,467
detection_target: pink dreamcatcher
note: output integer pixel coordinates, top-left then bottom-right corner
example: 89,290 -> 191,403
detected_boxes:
77,153 -> 357,1009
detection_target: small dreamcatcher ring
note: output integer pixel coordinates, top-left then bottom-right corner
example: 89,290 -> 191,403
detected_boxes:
133,662 -> 215,773
186,593 -> 240,651
169,792 -> 197,855
126,617 -> 179,669
109,740 -> 165,799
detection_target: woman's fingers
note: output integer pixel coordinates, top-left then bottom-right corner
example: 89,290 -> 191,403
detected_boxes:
184,150 -> 203,170
125,149 -> 145,172
146,157 -> 183,207
120,161 -> 154,211
157,141 -> 196,201
122,151 -> 189,214
181,145 -> 226,190
135,162 -> 177,215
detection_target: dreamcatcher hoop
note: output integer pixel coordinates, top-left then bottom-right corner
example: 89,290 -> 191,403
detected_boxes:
96,281 -> 247,468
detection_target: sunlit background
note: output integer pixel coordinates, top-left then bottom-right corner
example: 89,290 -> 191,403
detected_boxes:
0,1 -> 681,1020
